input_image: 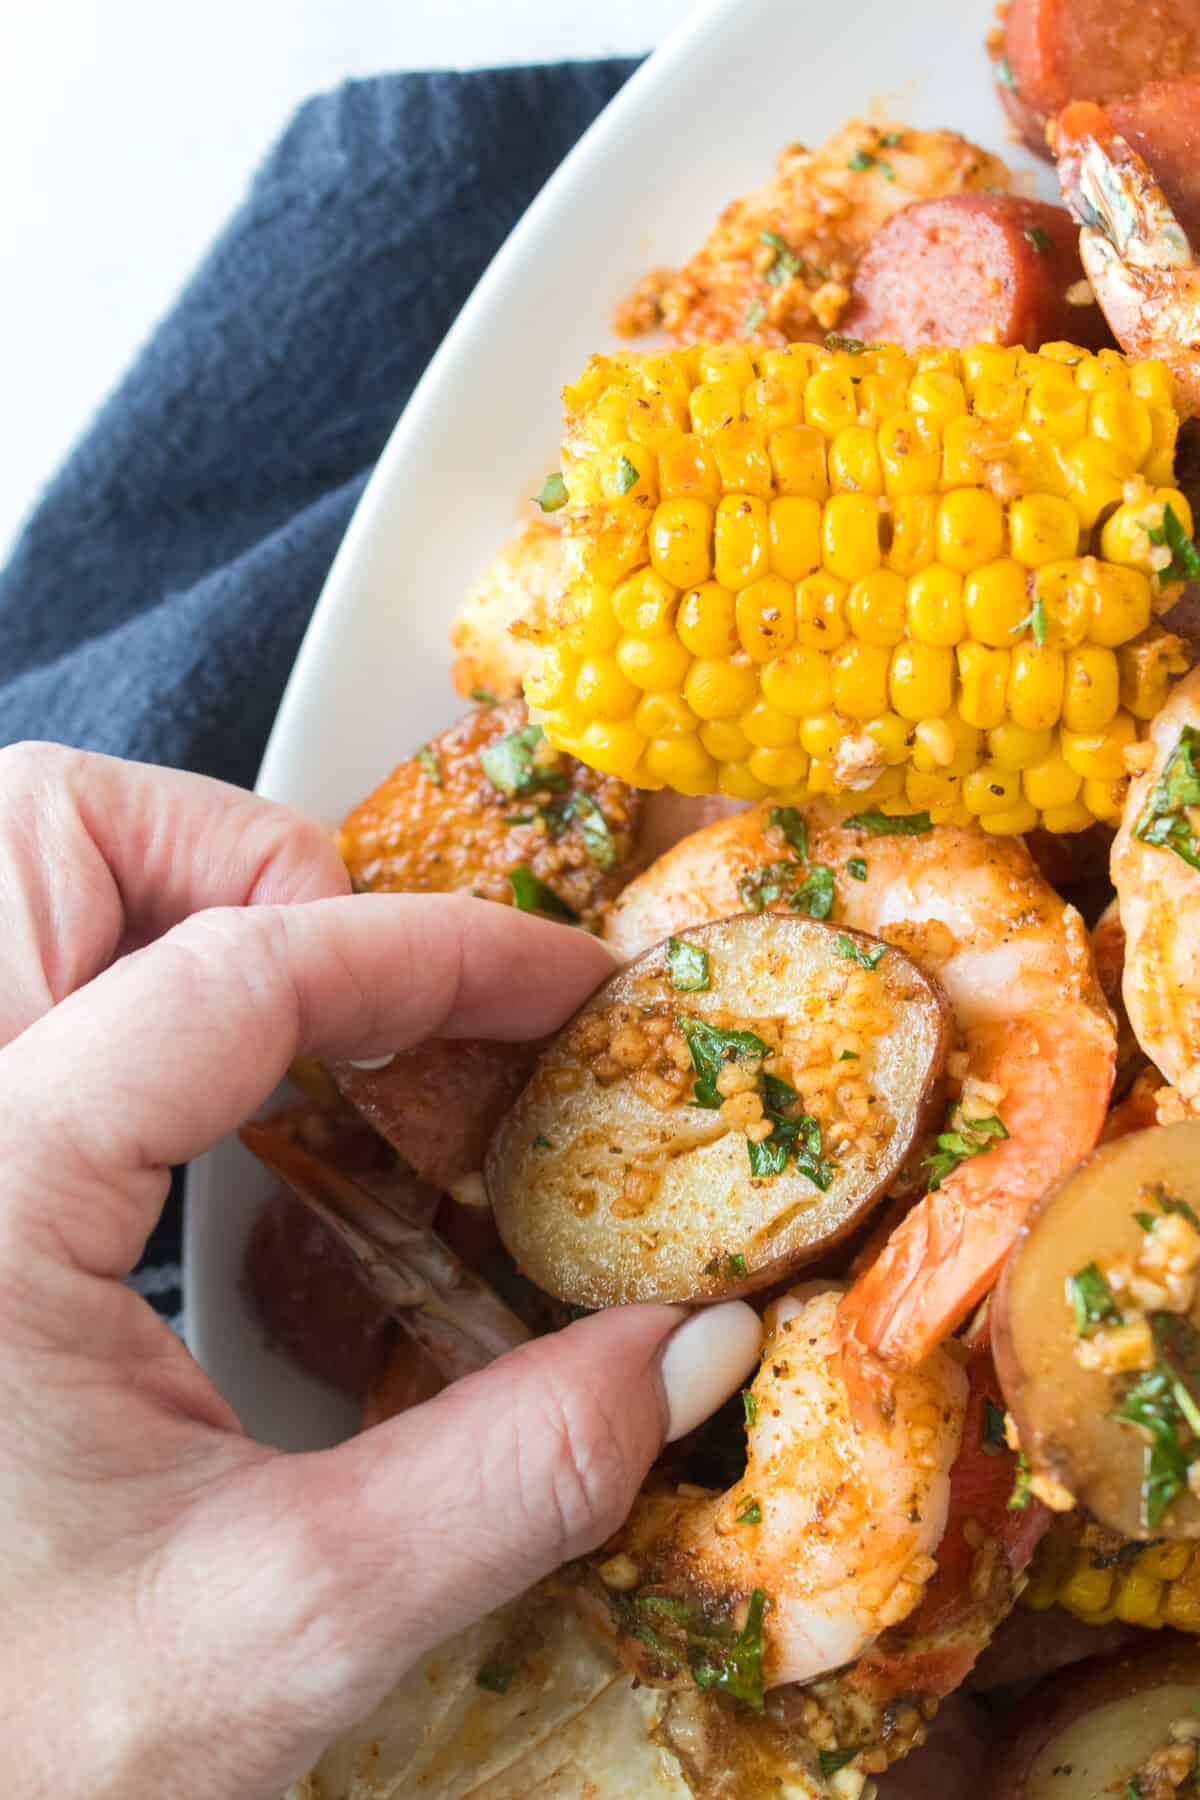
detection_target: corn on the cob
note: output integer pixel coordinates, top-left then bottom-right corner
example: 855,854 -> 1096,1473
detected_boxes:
1024,1516 -> 1200,1632
524,340 -> 1193,827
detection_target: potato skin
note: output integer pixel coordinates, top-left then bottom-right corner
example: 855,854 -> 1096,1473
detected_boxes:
487,913 -> 951,1308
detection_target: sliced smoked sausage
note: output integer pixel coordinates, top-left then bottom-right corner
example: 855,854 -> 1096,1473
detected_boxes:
841,194 -> 1111,351
996,0 -> 1200,159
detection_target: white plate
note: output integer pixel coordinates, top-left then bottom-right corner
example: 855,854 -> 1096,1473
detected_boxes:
184,0 -> 1051,1449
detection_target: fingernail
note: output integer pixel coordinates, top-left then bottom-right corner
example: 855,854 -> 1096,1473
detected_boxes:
346,1053 -> 396,1071
659,1302 -> 764,1443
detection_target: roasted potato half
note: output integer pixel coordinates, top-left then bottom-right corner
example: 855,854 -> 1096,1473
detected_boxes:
995,1121 -> 1200,1539
487,913 -> 950,1307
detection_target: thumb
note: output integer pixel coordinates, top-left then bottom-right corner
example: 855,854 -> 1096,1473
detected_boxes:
171,1301 -> 762,1760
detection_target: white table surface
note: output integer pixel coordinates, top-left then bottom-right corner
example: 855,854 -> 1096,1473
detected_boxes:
0,0 -> 693,559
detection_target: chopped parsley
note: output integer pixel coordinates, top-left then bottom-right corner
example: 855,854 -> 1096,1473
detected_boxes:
501,813 -> 534,825
724,1252 -> 747,1279
508,867 -> 579,922
847,856 -> 868,880
744,301 -> 767,332
736,1498 -> 762,1526
568,792 -> 615,871
481,722 -> 566,799
666,935 -> 711,992
825,333 -> 867,355
1024,225 -> 1053,255
476,1647 -> 516,1694
1148,501 -> 1200,588
819,1747 -> 861,1779
676,1015 -> 771,1109
1133,725 -> 1200,872
534,471 -> 568,513
470,686 -> 499,704
926,1110 -> 1008,1191
878,130 -> 903,147
749,1102 -> 833,1188
737,858 -> 799,913
769,804 -> 809,858
847,149 -> 875,171
995,54 -> 1016,89
742,1389 -> 758,1428
1016,593 -> 1048,645
982,1395 -> 1008,1455
1135,1211 -> 1158,1232
789,863 -> 836,920
614,453 -> 640,495
838,1049 -> 859,1061
1008,1451 -> 1033,1511
1068,1261 -> 1121,1336
1109,1313 -> 1200,1529
760,229 -> 801,287
692,1588 -> 767,1712
833,933 -> 886,970
844,808 -> 932,835
532,1133 -> 553,1151
415,745 -> 442,786
877,158 -> 897,182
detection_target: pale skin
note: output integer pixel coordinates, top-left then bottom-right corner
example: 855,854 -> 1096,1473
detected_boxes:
0,743 -> 760,1800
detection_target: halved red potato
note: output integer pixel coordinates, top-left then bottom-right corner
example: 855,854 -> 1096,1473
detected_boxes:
994,1121 -> 1200,1539
487,913 -> 951,1307
983,1637 -> 1200,1799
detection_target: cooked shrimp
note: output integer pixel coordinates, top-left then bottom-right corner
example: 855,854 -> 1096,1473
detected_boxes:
1111,664 -> 1200,1112
602,1286 -> 966,1692
606,799 -> 1116,1369
1056,100 -> 1200,414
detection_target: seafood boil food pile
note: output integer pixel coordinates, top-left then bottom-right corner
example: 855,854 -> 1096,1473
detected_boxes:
252,8 -> 1200,1797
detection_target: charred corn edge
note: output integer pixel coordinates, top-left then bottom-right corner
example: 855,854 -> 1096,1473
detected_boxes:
1024,1530 -> 1200,1631
525,340 -> 1189,827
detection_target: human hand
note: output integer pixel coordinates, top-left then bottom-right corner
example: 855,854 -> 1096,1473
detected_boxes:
0,744 -> 761,1800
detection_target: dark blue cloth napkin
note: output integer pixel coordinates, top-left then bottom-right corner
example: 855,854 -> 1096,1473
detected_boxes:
0,59 -> 639,1323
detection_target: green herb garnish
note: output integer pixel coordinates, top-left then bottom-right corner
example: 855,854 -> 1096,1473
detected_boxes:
878,130 -> 903,146
824,333 -> 867,355
982,1395 -> 1008,1455
724,1253 -> 747,1279
481,723 -> 566,799
744,301 -> 767,332
676,1015 -> 771,1109
736,1498 -> 762,1525
833,933 -> 885,970
742,1390 -> 758,1428
1111,1366 -> 1192,1529
1135,1211 -> 1158,1232
692,1588 -> 767,1712
570,792 -> 615,871
737,859 -> 798,913
614,453 -> 640,495
926,1111 -> 1008,1191
1008,1451 -> 1033,1511
666,936 -> 711,993
847,856 -> 867,880
532,1133 -> 553,1151
1148,501 -> 1200,588
760,230 -> 802,287
535,471 -> 568,513
415,745 -> 442,785
847,149 -> 875,172
995,54 -> 1016,89
1016,593 -> 1048,644
1133,725 -> 1200,872
819,1747 -> 861,1779
470,686 -> 499,704
749,1100 -> 833,1189
768,805 -> 809,858
838,1049 -> 859,1061
789,864 -> 836,920
508,867 -> 578,921
1068,1261 -> 1120,1337
844,809 -> 932,835
877,158 -> 897,181
1024,225 -> 1053,255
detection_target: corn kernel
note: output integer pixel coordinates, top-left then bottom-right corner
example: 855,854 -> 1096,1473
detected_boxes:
1091,389 -> 1154,467
626,389 -> 688,450
712,421 -> 773,498
1009,494 -> 1080,567
700,719 -> 751,762
642,733 -> 716,794
575,654 -> 640,718
579,718 -> 644,779
748,744 -> 810,787
795,572 -> 849,649
907,566 -> 964,646
889,640 -> 955,722
1040,799 -> 1093,833
1141,1542 -> 1192,1582
649,499 -> 714,588
524,643 -> 578,710
865,711 -> 914,766
988,722 -> 1054,771
909,369 -> 967,427
938,490 -> 1005,573
1119,632 -> 1189,719
887,494 -> 940,576
962,344 -> 1021,391
831,641 -> 891,720
698,345 -> 755,387
1062,437 -> 1131,528
847,569 -> 907,646
1023,751 -> 1082,810
737,576 -> 795,661
1026,373 -> 1089,447
683,657 -> 759,720
1076,355 -> 1129,394
964,762 -> 1022,816
762,649 -> 833,717
1085,563 -> 1153,648
768,497 -> 821,581
799,713 -> 844,760
1060,709 -> 1140,780
634,691 -> 697,738
677,582 -> 737,657
559,580 -> 621,653
1008,643 -> 1066,731
878,412 -> 941,497
963,559 -> 1030,647
1032,560 -> 1091,648
829,425 -> 884,496
912,707 -> 979,776
1113,1569 -> 1164,1627
615,633 -> 692,692
957,643 -> 1011,730
1062,644 -> 1120,732
981,797 -> 1039,835
1060,1561 -> 1116,1618
719,760 -> 769,800
768,425 -> 829,499
824,493 -> 881,582
906,768 -> 961,809
1130,358 -> 1174,407
806,366 -> 858,437
1081,773 -> 1129,822
942,416 -> 1000,489
1146,404 -> 1180,486
714,496 -> 770,590
973,378 -> 1027,435
745,374 -> 802,434
600,442 -> 658,507
1165,1579 -> 1200,1634
689,379 -> 741,437
612,569 -> 679,637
